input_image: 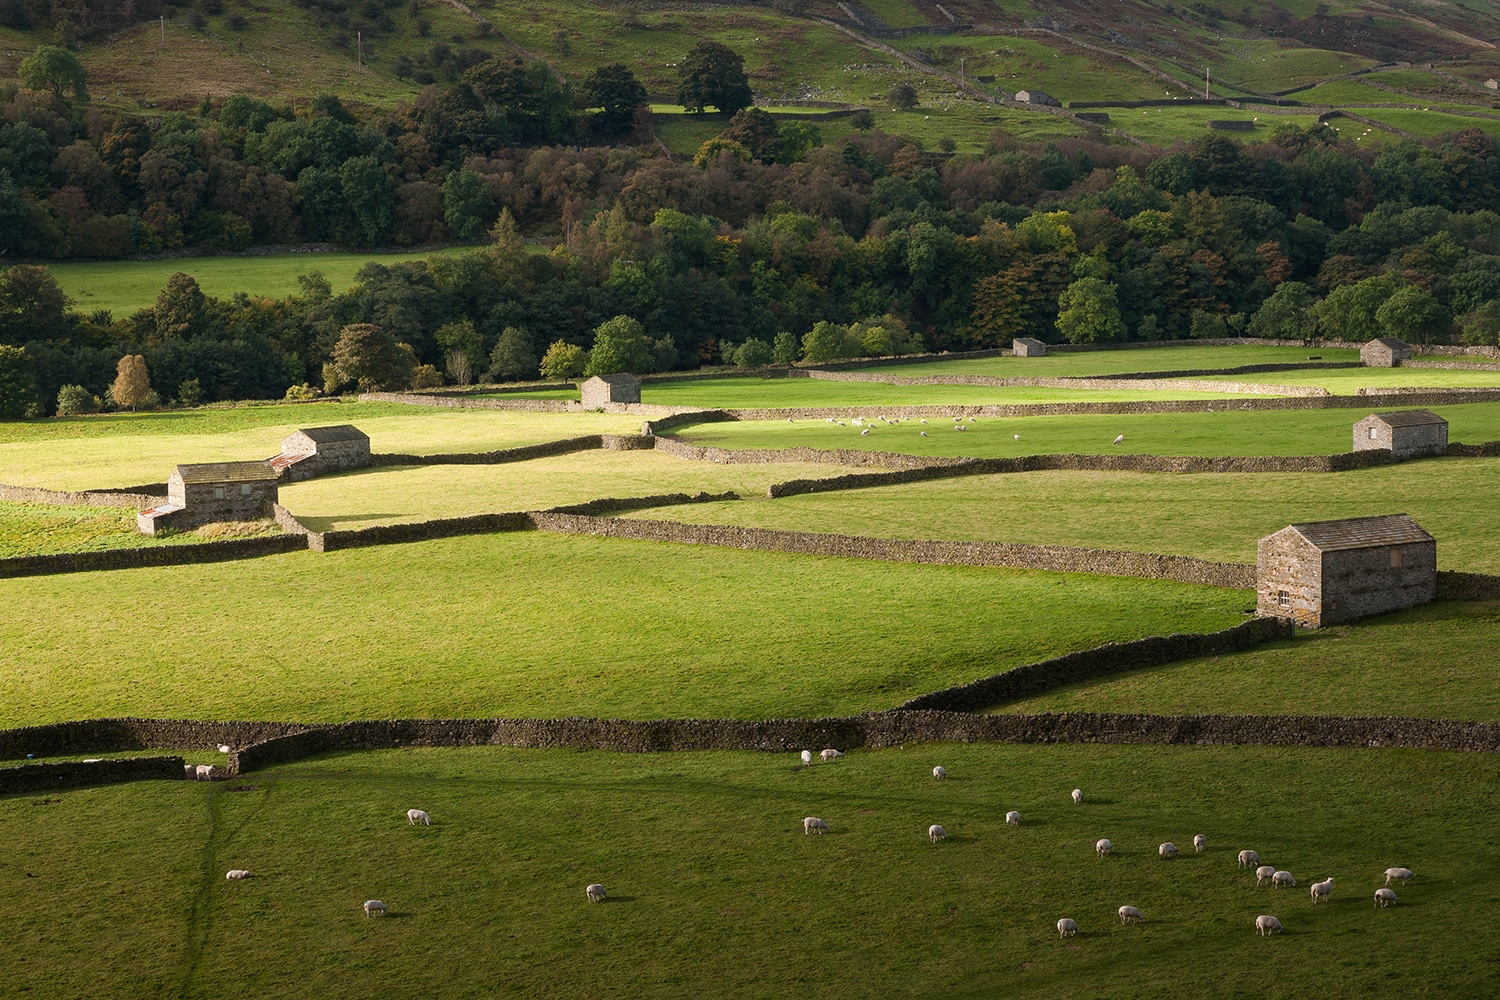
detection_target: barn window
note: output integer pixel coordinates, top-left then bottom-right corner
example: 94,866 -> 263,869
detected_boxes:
1277,590 -> 1289,607
240,484 -> 253,496
1390,547 -> 1402,568
213,487 -> 225,499
1368,426 -> 1378,440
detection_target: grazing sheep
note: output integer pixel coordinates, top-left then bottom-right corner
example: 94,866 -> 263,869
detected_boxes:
363,900 -> 387,917
195,764 -> 218,781
407,809 -> 430,826
1238,850 -> 1260,869
787,418 -> 794,423
920,419 -> 928,424
932,766 -> 946,780
586,883 -> 607,903
920,431 -> 928,437
1374,888 -> 1397,908
1013,433 -> 1020,441
801,750 -> 813,767
1006,811 -> 1021,827
929,825 -> 946,843
1096,838 -> 1112,858
1159,842 -> 1179,858
1193,834 -> 1207,853
861,428 -> 871,436
225,870 -> 251,880
820,749 -> 844,762
1118,905 -> 1144,925
1057,917 -> 1078,938
1113,435 -> 1125,445
803,817 -> 829,835
1255,914 -> 1283,936
1310,877 -> 1334,904
216,744 -> 232,753
1071,788 -> 1083,805
1272,871 -> 1296,889
1256,865 -> 1277,886
1384,867 -> 1415,886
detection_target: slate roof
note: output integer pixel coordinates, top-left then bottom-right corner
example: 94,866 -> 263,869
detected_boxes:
584,373 -> 641,385
173,461 -> 279,484
1285,514 -> 1433,552
1367,337 -> 1410,350
1368,409 -> 1447,428
295,424 -> 369,443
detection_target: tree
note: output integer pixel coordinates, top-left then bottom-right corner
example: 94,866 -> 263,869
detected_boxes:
733,338 -> 773,366
1377,285 -> 1448,345
0,344 -> 35,418
488,326 -> 538,381
55,383 -> 98,415
582,63 -> 648,137
801,320 -> 851,362
584,314 -> 653,375
155,272 -> 208,341
1247,280 -> 1316,339
719,108 -> 781,163
888,82 -> 918,110
693,137 -> 751,169
772,330 -> 799,364
442,168 -> 497,240
111,354 -> 154,411
539,339 -> 587,378
434,320 -> 485,375
330,323 -> 416,390
340,155 -> 394,246
1055,277 -> 1125,344
18,46 -> 88,103
676,41 -> 753,115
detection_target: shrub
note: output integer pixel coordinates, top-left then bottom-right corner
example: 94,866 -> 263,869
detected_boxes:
411,364 -> 444,388
772,331 -> 799,364
284,383 -> 319,401
888,82 -> 918,110
177,378 -> 204,407
55,383 -> 98,416
733,338 -> 773,367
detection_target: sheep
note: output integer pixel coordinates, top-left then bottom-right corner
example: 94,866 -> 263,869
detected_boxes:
1071,788 -> 1083,805
1238,850 -> 1260,869
1096,838 -> 1112,858
1310,877 -> 1334,904
801,750 -> 813,767
83,758 -> 100,763
1113,435 -> 1125,445
920,431 -> 928,437
932,766 -> 946,780
1193,834 -> 1207,853
225,869 -> 251,880
363,900 -> 387,917
1057,917 -> 1078,938
820,749 -> 844,761
787,417 -> 794,423
184,764 -> 196,779
407,809 -> 430,826
216,744 -> 232,753
920,419 -> 928,424
929,824 -> 946,843
1159,842 -> 1179,858
861,428 -> 871,436
1255,865 -> 1277,887
1384,867 -> 1415,886
1272,871 -> 1296,889
1006,811 -> 1021,827
1374,887 -> 1397,908
195,764 -> 218,781
1255,914 -> 1283,936
803,817 -> 829,835
1118,905 -> 1144,925
586,883 -> 607,903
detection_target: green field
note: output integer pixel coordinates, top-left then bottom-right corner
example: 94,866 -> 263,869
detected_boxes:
1101,107 -> 1322,147
1194,366 -> 1500,394
858,345 -> 1362,378
4,742 -> 1492,998
632,379 -> 1241,408
0,500 -> 277,557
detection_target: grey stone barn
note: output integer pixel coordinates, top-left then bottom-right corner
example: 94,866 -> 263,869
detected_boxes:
1361,337 -> 1412,367
1353,410 -> 1448,460
1256,514 -> 1436,628
271,424 -> 372,481
581,373 -> 641,408
1012,337 -> 1048,357
1015,90 -> 1060,106
137,461 -> 279,535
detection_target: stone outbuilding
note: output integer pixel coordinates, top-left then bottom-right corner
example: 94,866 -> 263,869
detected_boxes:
1361,337 -> 1412,367
1015,90 -> 1060,106
1353,410 -> 1448,460
1256,514 -> 1436,628
1012,337 -> 1048,357
580,373 -> 641,408
271,424 -> 372,481
137,461 -> 279,535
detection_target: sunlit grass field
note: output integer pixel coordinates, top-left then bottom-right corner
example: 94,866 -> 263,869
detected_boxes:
0,501 -> 277,557
1192,366 -> 1500,394
634,379 -> 1241,408
858,344 -> 1361,378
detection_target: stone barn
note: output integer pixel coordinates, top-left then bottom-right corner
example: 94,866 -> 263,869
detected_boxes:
137,461 -> 279,535
1015,90 -> 1060,106
1012,337 -> 1048,357
581,373 -> 641,408
272,424 -> 372,481
1353,410 -> 1448,460
1256,514 -> 1436,628
1361,337 -> 1412,367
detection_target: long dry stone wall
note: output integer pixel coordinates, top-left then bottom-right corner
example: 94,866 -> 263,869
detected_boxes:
0,483 -> 166,508
0,718 -> 313,761
0,756 -> 186,795
803,368 -> 1333,396
0,534 -> 307,579
373,434 -> 654,467
1435,570 -> 1500,600
652,435 -> 966,471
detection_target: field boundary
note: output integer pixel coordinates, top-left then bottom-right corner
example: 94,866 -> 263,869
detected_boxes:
0,755 -> 186,795
0,482 -> 166,508
802,368 -> 1335,396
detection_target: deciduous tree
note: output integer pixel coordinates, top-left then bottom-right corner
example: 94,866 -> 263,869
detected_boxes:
677,41 -> 753,115
18,46 -> 88,103
585,314 -> 653,375
331,323 -> 415,390
111,354 -> 153,411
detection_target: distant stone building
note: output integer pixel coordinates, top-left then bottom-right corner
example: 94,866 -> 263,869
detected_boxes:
581,373 -> 642,408
1486,78 -> 1499,90
1353,410 -> 1448,460
1015,90 -> 1060,106
271,425 -> 372,481
1256,514 -> 1436,628
1361,337 -> 1412,367
137,461 -> 279,535
1012,337 -> 1048,357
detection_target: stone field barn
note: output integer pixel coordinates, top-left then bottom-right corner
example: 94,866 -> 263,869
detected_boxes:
581,373 -> 641,408
1360,337 -> 1412,367
1353,410 -> 1448,460
1256,514 -> 1436,628
1012,337 -> 1048,357
137,461 -> 279,535
272,425 -> 372,481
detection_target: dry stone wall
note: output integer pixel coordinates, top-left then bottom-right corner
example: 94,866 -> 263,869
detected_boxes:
1435,570 -> 1500,600
373,434 -> 651,467
0,483 -> 166,508
0,534 -> 307,580
803,368 -> 1333,397
0,718 -> 312,761
652,435 -> 965,471
0,756 -> 187,795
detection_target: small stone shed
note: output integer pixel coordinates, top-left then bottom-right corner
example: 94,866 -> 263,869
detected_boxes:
137,461 -> 279,535
1353,410 -> 1448,460
1015,90 -> 1060,106
581,373 -> 641,408
1361,337 -> 1412,367
1012,337 -> 1048,357
1256,514 -> 1436,628
271,424 -> 372,481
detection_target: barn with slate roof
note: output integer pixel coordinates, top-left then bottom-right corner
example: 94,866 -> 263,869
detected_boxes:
1353,410 -> 1448,460
581,373 -> 641,408
1012,337 -> 1047,357
137,461 -> 279,535
1361,337 -> 1412,367
272,424 -> 372,481
1256,514 -> 1436,628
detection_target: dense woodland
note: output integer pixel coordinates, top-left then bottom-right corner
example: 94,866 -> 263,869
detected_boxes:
8,40 -> 1500,415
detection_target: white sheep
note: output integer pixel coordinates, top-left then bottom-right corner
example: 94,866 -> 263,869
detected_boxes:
1113,435 -> 1125,445
586,883 -> 607,903
1310,877 -> 1334,904
932,766 -> 946,780
363,899 -> 387,917
803,816 -> 829,835
225,869 -> 251,880
1193,834 -> 1207,853
1159,842 -> 1178,858
920,431 -> 928,437
920,419 -> 927,424
83,758 -> 101,763
407,809 -> 430,826
861,428 -> 871,436
216,744 -> 232,753
1057,917 -> 1078,938
1272,870 -> 1296,889
1071,788 -> 1083,805
1255,865 -> 1277,886
1255,914 -> 1282,936
929,824 -> 946,843
1096,838 -> 1112,858
820,749 -> 844,762
1384,867 -> 1415,886
195,764 -> 218,781
1374,887 -> 1397,908
1238,849 -> 1260,869
1006,811 -> 1021,826
801,750 -> 813,767
1118,905 -> 1144,925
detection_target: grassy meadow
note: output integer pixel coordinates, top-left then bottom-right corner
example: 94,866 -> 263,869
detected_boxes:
0,501 -> 276,557
1193,366 -> 1500,394
632,379 -> 1241,408
2,742 -> 1493,998
859,344 -> 1362,378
